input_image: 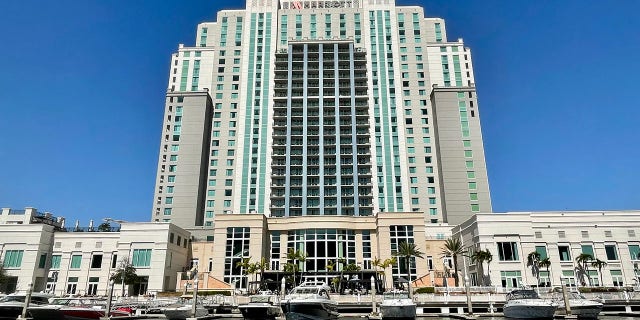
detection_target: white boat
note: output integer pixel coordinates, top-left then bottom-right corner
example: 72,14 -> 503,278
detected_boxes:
29,297 -> 130,320
0,292 -> 52,320
280,281 -> 339,320
238,291 -> 281,320
503,289 -> 558,319
162,295 -> 209,320
379,290 -> 416,319
558,291 -> 603,319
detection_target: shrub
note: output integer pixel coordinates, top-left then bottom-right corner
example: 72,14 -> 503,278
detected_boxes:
194,290 -> 232,296
414,287 -> 435,294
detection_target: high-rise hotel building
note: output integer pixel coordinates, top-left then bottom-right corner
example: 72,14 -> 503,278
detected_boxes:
151,0 -> 491,286
152,0 -> 491,230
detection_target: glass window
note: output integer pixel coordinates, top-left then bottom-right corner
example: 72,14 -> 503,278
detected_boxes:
3,250 -> 24,268
51,255 -> 61,269
70,255 -> 82,269
610,270 -> 623,286
629,245 -> 640,260
500,271 -> 522,288
132,249 -> 152,267
561,270 -> 577,287
497,242 -> 519,261
558,245 -> 571,261
535,246 -> 548,260
605,245 -> 618,260
581,244 -> 594,257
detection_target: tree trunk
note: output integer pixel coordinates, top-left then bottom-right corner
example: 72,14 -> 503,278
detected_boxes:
599,268 -> 603,287
406,257 -> 412,296
453,256 -> 460,287
486,263 -> 491,286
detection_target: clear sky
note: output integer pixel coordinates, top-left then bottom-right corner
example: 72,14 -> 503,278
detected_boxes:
1,0 -> 639,226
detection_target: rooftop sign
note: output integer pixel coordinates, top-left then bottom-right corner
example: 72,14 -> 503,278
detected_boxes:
281,0 -> 360,9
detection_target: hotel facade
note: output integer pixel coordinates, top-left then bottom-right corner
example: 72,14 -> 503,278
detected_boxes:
1,208 -> 639,295
2,1 -> 638,296
152,0 -> 491,229
150,0 -> 490,289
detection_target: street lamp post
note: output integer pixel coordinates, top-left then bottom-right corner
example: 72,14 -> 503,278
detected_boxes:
100,279 -> 115,320
370,276 -> 378,317
18,283 -> 33,320
634,261 -> 639,291
191,277 -> 199,317
464,274 -> 473,315
560,278 -> 572,316
443,262 -> 450,300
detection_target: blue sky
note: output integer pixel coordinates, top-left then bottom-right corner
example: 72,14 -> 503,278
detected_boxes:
0,0 -> 638,225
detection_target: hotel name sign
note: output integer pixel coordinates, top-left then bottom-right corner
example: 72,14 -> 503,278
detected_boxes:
281,0 -> 360,9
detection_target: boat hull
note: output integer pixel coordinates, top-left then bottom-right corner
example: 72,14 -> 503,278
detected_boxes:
568,302 -> 603,319
28,307 -> 66,320
238,303 -> 281,320
503,303 -> 557,319
163,307 -> 209,320
0,305 -> 23,320
30,305 -> 129,320
380,303 -> 417,319
281,300 -> 339,320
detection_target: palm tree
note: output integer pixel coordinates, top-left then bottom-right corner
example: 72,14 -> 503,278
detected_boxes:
372,257 -> 382,291
470,249 -> 493,286
482,249 -> 493,286
575,253 -> 594,286
236,257 -> 255,290
110,257 -> 139,297
469,250 -> 483,284
441,238 -> 466,287
255,257 -> 270,290
538,258 -> 551,287
97,222 -> 112,232
286,249 -> 306,285
395,242 -> 425,281
337,257 -> 347,293
326,260 -> 336,272
396,242 -> 424,296
298,253 -> 307,284
526,251 -> 542,286
380,257 -> 397,292
590,259 -> 607,287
